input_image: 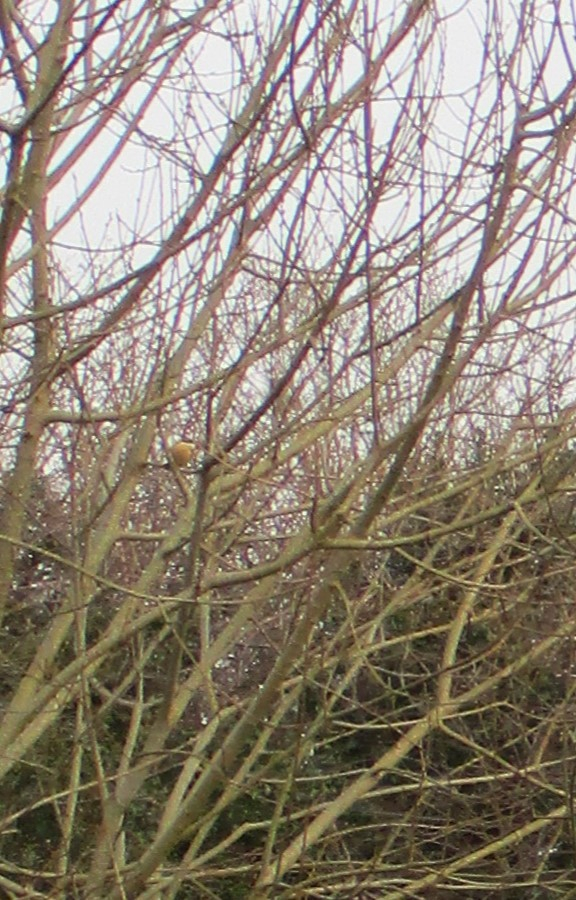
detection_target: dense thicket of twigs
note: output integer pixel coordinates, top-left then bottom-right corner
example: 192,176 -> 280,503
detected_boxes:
2,2 -> 576,898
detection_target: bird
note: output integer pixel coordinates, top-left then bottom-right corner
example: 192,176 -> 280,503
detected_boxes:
169,441 -> 195,468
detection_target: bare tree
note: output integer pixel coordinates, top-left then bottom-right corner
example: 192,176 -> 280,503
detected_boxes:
1,1 -> 576,897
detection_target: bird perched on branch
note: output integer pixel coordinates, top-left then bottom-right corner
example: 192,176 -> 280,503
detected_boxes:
169,441 -> 195,468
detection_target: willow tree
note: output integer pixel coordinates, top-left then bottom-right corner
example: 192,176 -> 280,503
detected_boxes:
1,1 -> 576,897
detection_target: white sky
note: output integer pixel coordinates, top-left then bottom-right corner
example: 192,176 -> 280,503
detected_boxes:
2,0 -> 576,450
